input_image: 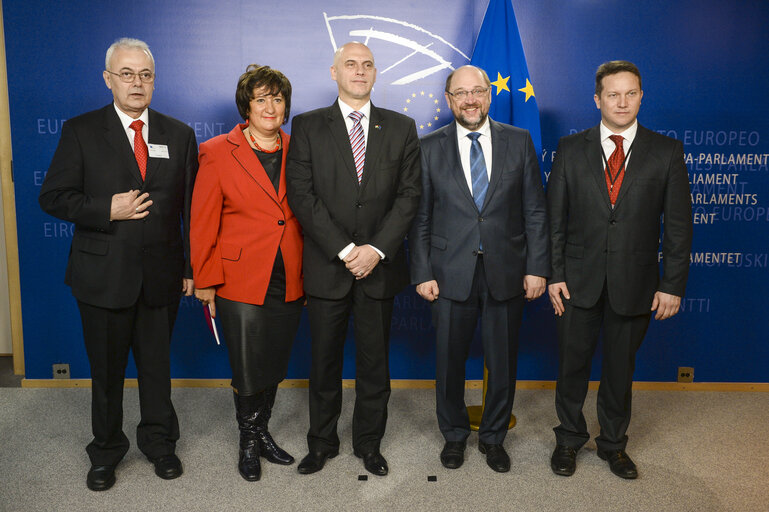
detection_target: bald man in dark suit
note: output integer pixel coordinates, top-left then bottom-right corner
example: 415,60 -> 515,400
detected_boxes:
286,42 -> 421,477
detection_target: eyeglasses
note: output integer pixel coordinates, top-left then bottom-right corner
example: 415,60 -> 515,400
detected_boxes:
446,87 -> 490,100
105,70 -> 155,83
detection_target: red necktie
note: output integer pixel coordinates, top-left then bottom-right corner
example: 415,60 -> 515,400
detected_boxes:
605,134 -> 625,205
129,119 -> 148,181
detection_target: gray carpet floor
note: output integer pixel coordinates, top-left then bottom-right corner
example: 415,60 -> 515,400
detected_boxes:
0,386 -> 766,512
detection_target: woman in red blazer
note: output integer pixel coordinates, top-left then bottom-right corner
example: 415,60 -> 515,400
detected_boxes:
191,65 -> 303,482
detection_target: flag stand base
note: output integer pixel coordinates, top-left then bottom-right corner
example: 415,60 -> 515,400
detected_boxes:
468,364 -> 516,431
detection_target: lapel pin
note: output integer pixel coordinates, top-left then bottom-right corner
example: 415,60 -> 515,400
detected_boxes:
374,124 -> 382,130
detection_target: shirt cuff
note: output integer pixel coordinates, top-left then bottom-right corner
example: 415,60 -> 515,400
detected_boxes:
337,243 -> 385,260
368,244 -> 385,260
338,243 -> 355,260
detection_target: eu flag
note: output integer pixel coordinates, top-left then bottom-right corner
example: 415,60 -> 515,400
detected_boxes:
470,0 -> 542,155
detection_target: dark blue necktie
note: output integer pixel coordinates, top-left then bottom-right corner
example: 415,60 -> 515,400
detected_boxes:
468,132 -> 488,211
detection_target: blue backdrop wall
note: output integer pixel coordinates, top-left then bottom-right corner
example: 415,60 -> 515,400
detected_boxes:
4,0 -> 768,382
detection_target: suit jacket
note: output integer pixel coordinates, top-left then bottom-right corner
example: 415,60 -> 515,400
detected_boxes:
410,119 -> 550,302
547,123 -> 693,316
190,124 -> 303,305
39,104 -> 198,309
286,101 -> 421,300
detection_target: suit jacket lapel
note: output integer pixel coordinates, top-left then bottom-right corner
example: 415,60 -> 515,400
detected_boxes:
440,122 -> 476,208
229,124 -> 280,205
276,129 -> 289,202
359,106 -> 384,191
612,124 -> 650,209
584,125 -> 612,209
484,119 -> 507,211
102,106 -> 144,187
326,103 -> 360,185
145,109 -> 167,187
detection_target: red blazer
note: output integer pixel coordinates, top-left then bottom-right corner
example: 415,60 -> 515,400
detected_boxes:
191,123 -> 303,305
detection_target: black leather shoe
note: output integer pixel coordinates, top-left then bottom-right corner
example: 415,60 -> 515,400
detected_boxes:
478,442 -> 510,473
354,449 -> 389,476
297,450 -> 338,474
258,430 -> 294,465
238,441 -> 262,481
86,465 -> 115,491
440,441 -> 466,469
550,444 -> 577,476
597,449 -> 638,479
151,454 -> 183,480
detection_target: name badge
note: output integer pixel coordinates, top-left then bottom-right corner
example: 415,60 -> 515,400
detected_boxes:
148,144 -> 170,159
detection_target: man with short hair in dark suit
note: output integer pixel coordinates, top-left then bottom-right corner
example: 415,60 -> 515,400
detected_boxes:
547,60 -> 692,479
39,37 -> 197,491
286,41 -> 421,477
410,65 -> 550,473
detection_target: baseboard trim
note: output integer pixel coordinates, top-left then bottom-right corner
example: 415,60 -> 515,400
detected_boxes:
19,378 -> 769,392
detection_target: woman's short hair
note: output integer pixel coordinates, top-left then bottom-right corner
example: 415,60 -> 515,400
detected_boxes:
235,64 -> 292,123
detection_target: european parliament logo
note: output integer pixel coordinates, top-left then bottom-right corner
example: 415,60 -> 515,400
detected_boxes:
323,12 -> 467,133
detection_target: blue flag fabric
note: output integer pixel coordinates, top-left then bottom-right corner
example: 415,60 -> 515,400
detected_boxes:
470,0 -> 542,155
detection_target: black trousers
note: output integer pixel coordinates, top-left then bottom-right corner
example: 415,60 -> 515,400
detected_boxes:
433,256 -> 524,445
77,294 -> 180,466
553,285 -> 651,452
306,282 -> 394,454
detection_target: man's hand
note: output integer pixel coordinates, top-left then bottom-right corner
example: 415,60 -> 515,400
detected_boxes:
651,291 -> 681,320
523,275 -> 546,301
548,282 -> 570,316
416,280 -> 440,302
110,190 -> 152,221
182,279 -> 194,296
344,245 -> 380,279
195,287 -> 216,317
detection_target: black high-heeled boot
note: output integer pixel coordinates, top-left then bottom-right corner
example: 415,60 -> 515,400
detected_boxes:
256,385 -> 294,465
234,391 -> 264,481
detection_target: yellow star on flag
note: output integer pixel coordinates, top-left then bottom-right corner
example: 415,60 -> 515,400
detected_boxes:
518,78 -> 535,102
490,72 -> 510,95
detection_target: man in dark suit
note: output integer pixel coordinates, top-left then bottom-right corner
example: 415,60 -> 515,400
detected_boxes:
410,65 -> 549,473
39,38 -> 197,491
547,61 -> 692,479
286,41 -> 421,476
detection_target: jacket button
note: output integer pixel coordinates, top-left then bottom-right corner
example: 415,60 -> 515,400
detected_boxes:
609,219 -> 616,225
277,220 -> 285,225
478,217 -> 484,222
356,202 -> 363,208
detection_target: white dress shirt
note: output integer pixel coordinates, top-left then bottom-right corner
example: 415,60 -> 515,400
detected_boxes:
599,120 -> 637,167
337,98 -> 371,150
113,104 -> 149,150
335,98 -> 383,261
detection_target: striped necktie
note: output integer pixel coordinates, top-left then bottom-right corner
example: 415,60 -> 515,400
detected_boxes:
348,111 -> 365,183
468,132 -> 488,211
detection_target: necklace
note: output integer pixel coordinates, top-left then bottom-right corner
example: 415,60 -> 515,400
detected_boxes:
248,128 -> 281,153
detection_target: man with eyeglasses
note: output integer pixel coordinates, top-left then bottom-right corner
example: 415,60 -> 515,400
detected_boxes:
410,65 -> 549,472
39,38 -> 198,491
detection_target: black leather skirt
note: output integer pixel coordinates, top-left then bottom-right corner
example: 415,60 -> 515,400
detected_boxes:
215,250 -> 303,395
